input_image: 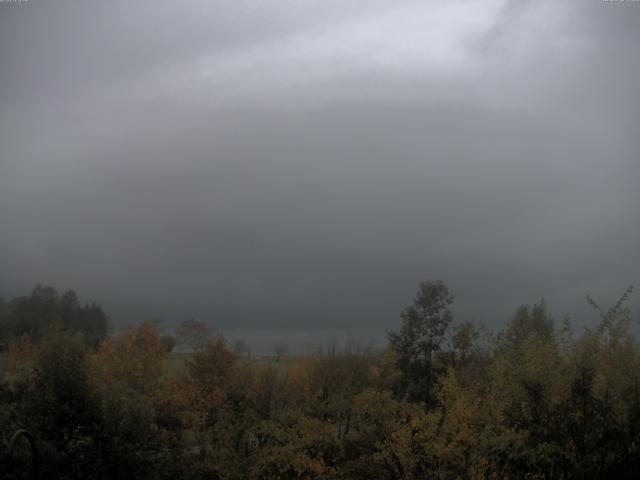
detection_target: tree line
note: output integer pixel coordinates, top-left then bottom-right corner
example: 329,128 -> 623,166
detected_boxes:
0,285 -> 108,347
0,281 -> 639,479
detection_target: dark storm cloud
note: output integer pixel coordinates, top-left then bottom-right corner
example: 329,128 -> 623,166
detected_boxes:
1,0 -> 638,332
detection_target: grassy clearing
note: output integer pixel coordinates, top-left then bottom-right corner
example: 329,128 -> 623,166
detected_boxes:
163,352 -> 191,378
163,352 -> 302,378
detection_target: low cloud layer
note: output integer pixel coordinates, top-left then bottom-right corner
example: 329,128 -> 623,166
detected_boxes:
1,0 -> 638,330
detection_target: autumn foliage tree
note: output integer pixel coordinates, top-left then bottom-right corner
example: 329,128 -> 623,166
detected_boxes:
1,283 -> 639,479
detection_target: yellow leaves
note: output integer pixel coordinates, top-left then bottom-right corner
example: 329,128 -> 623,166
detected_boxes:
350,389 -> 439,479
92,322 -> 166,395
5,334 -> 36,380
489,333 -> 567,419
288,365 -> 311,403
187,335 -> 235,394
589,370 -> 606,402
434,369 -> 485,473
250,413 -> 338,480
253,446 -> 328,480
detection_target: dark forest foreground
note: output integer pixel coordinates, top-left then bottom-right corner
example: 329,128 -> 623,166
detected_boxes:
1,282 -> 639,479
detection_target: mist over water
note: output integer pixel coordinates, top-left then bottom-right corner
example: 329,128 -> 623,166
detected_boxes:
221,328 -> 387,356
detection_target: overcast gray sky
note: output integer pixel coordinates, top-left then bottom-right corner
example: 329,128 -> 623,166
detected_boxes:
1,0 -> 638,333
